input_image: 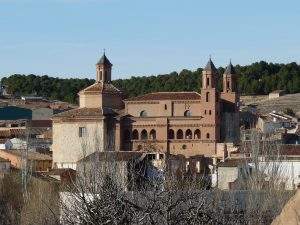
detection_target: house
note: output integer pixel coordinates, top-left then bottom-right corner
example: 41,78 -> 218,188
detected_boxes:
257,145 -> 300,190
0,149 -> 52,172
216,159 -> 250,190
269,90 -> 285,99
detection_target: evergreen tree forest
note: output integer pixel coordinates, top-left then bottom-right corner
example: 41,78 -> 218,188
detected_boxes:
1,61 -> 300,104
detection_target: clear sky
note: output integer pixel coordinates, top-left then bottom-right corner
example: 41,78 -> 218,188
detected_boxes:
0,0 -> 299,80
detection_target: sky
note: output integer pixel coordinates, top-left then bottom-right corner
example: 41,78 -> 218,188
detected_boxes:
0,0 -> 300,80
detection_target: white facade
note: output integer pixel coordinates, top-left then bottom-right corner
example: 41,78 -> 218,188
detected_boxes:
258,160 -> 300,190
52,121 -> 104,170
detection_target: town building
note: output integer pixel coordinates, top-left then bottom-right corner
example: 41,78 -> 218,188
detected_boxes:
269,90 -> 285,99
0,149 -> 52,172
52,54 -> 240,169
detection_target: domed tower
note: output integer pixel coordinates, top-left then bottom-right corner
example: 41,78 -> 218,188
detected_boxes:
96,53 -> 112,83
220,60 -> 240,143
221,60 -> 239,112
78,53 -> 124,109
200,58 -> 220,143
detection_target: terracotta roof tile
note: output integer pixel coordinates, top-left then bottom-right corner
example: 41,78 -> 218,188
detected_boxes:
125,92 -> 201,101
79,82 -> 122,95
52,107 -> 117,119
53,107 -> 103,118
279,145 -> 300,156
0,149 -> 52,161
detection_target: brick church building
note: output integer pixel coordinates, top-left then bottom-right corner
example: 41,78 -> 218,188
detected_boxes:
52,54 -> 239,169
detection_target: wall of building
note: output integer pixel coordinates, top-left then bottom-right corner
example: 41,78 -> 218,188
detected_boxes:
32,108 -> 53,120
125,100 -> 202,118
217,166 -> 238,190
79,94 -> 102,108
52,121 -> 104,169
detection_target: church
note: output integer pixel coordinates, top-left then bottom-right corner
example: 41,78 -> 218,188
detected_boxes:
52,54 -> 239,169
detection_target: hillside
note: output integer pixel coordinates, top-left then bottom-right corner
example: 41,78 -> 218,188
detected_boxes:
241,93 -> 300,114
1,61 -> 300,104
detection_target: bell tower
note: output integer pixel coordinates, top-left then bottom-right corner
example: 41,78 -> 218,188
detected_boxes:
221,60 -> 239,112
96,52 -> 112,83
200,57 -> 220,144
223,60 -> 237,93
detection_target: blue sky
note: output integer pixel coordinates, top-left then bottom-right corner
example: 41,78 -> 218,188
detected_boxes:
0,0 -> 299,80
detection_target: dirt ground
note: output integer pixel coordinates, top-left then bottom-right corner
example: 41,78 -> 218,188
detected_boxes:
240,93 -> 300,115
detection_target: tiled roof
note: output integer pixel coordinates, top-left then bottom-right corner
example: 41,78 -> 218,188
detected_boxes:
78,151 -> 143,163
204,58 -> 217,72
125,92 -> 201,101
30,120 -> 52,128
53,107 -> 117,119
0,149 -> 52,161
218,159 -> 245,167
96,53 -> 112,66
79,82 -> 122,95
224,61 -> 236,75
0,129 -> 26,138
53,107 -> 103,118
0,157 -> 9,163
279,144 -> 300,156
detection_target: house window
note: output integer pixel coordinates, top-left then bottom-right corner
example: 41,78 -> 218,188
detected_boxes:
196,161 -> 201,173
159,154 -> 164,160
206,133 -> 210,139
100,71 -> 103,81
79,127 -> 86,137
206,92 -> 210,102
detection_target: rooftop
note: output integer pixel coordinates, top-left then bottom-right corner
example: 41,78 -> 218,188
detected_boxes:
52,107 -> 117,119
125,92 -> 201,101
79,82 -> 122,95
224,61 -> 236,75
0,149 -> 52,161
204,58 -> 217,72
0,157 -> 10,163
96,53 -> 112,66
78,151 -> 144,163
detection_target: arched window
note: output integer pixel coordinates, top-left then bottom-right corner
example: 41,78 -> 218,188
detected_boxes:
132,129 -> 139,140
185,129 -> 192,139
140,110 -> 147,117
227,81 -> 230,90
168,129 -> 175,139
209,110 -> 212,115
149,129 -> 156,140
123,130 -> 130,142
104,71 -> 108,81
194,129 -> 201,139
206,77 -> 210,86
184,110 -> 192,117
100,71 -> 103,81
206,92 -> 210,102
164,104 -> 167,110
137,144 -> 143,151
141,129 -> 148,140
177,129 -> 183,139
206,133 -> 210,139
